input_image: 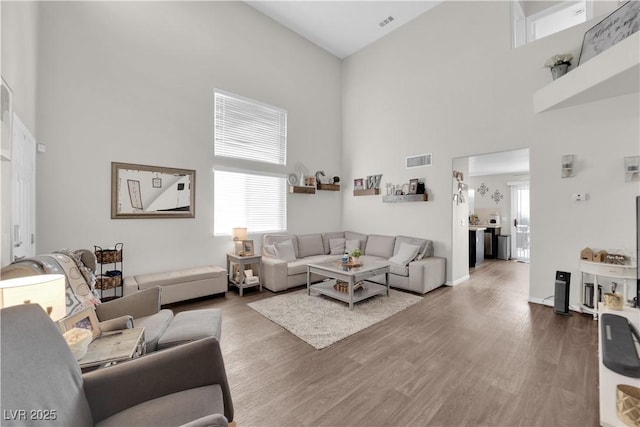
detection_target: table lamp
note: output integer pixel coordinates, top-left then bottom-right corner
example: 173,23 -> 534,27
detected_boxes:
0,274 -> 66,321
232,227 -> 247,256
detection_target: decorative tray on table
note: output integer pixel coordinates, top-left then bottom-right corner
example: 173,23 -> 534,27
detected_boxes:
340,260 -> 363,268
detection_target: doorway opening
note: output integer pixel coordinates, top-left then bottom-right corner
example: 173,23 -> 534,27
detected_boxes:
451,148 -> 530,284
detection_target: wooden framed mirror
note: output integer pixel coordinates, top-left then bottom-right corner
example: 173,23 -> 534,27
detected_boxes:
111,162 -> 196,219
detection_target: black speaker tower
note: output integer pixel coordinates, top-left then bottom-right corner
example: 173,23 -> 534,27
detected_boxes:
554,271 -> 571,315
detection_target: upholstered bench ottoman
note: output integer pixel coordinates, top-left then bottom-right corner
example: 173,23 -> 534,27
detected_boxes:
124,265 -> 227,305
157,308 -> 222,351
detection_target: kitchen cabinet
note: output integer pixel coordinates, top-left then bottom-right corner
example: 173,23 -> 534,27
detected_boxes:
469,228 -> 485,268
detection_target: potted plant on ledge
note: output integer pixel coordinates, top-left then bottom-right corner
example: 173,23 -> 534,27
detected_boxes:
544,53 -> 574,80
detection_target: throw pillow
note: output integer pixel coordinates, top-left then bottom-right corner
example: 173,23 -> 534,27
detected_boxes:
274,240 -> 297,262
263,244 -> 277,258
329,238 -> 346,255
345,239 -> 361,253
388,242 -> 421,267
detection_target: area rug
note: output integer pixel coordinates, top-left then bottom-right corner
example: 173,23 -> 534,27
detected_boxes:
247,289 -> 422,349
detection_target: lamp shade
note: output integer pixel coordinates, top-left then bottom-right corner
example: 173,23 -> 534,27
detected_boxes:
0,274 -> 66,321
231,227 -> 248,241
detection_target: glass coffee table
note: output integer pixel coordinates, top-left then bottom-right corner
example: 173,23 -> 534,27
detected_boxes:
306,259 -> 390,309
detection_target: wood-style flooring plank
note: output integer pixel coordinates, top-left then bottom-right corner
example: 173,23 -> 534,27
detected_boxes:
169,260 -> 599,426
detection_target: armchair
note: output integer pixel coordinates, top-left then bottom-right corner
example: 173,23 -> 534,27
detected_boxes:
0,304 -> 234,426
94,286 -> 173,352
0,251 -> 174,352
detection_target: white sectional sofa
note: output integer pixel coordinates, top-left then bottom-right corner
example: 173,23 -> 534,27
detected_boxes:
261,231 -> 446,294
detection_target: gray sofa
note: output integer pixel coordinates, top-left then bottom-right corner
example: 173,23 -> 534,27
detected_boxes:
261,231 -> 446,294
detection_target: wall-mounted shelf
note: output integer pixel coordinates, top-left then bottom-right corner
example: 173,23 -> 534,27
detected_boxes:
289,185 -> 316,194
382,194 -> 428,203
317,183 -> 340,191
533,32 -> 639,113
353,189 -> 380,196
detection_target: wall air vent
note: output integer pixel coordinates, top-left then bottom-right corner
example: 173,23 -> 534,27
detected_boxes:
406,153 -> 432,169
379,16 -> 395,28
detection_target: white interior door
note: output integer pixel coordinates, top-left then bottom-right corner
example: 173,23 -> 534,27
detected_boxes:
510,183 -> 530,263
11,114 -> 36,261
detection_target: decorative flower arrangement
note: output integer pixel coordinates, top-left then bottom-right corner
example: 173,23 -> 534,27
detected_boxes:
544,53 -> 574,68
349,248 -> 362,259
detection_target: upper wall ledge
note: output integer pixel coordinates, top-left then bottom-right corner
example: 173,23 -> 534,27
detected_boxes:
533,32 -> 639,113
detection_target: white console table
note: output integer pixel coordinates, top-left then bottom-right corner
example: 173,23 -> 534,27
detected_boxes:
579,260 -> 636,318
598,305 -> 640,427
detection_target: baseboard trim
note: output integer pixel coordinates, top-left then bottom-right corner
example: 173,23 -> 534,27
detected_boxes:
528,296 -> 553,307
446,274 -> 470,287
528,296 -> 581,313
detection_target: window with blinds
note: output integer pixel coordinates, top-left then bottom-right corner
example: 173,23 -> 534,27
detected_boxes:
214,90 -> 287,165
214,170 -> 287,234
213,90 -> 288,235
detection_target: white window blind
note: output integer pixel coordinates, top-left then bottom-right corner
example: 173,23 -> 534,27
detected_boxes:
214,90 -> 287,165
214,170 -> 287,235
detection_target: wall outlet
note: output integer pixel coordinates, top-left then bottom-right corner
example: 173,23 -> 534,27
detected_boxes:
572,192 -> 587,201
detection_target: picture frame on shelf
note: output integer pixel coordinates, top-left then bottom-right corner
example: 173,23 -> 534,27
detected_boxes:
366,174 -> 383,189
408,179 -> 419,195
58,307 -> 101,339
354,178 -> 364,190
242,240 -> 254,256
578,1 -> 640,66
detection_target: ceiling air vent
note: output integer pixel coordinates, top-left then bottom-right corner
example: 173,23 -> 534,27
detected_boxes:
406,153 -> 432,169
379,16 -> 395,28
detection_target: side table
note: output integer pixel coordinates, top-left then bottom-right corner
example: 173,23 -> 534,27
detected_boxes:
226,253 -> 262,296
79,328 -> 146,371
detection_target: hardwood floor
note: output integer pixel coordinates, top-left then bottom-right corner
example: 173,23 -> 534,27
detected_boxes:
170,260 -> 599,426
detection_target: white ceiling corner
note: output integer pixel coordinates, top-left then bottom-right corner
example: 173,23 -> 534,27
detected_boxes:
245,1 -> 442,59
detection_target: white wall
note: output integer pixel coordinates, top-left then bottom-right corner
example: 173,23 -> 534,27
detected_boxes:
33,2 -> 343,275
1,1 -> 39,267
342,1 -> 639,308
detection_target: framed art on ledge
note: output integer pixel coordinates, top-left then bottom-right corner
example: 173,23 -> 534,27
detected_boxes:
578,1 -> 640,65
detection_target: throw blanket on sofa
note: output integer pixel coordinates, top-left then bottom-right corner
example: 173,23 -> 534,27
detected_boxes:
14,253 -> 101,316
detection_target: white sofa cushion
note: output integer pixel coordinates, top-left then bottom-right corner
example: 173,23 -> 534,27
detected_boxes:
394,235 -> 433,260
365,234 -> 396,258
344,231 -> 367,250
345,239 -> 361,253
263,244 -> 276,258
264,234 -> 299,257
329,238 -> 346,255
389,242 -> 420,267
274,240 -> 297,261
296,234 -> 325,258
322,232 -> 345,254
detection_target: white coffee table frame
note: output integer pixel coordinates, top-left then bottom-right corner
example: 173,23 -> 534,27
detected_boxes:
306,259 -> 390,309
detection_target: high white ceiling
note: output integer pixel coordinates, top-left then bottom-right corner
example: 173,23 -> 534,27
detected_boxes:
468,149 -> 530,177
245,1 -> 442,58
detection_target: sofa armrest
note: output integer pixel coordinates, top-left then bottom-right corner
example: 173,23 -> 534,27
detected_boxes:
261,257 -> 289,291
95,286 -> 161,320
83,337 -> 234,424
98,315 -> 133,332
408,256 -> 446,294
